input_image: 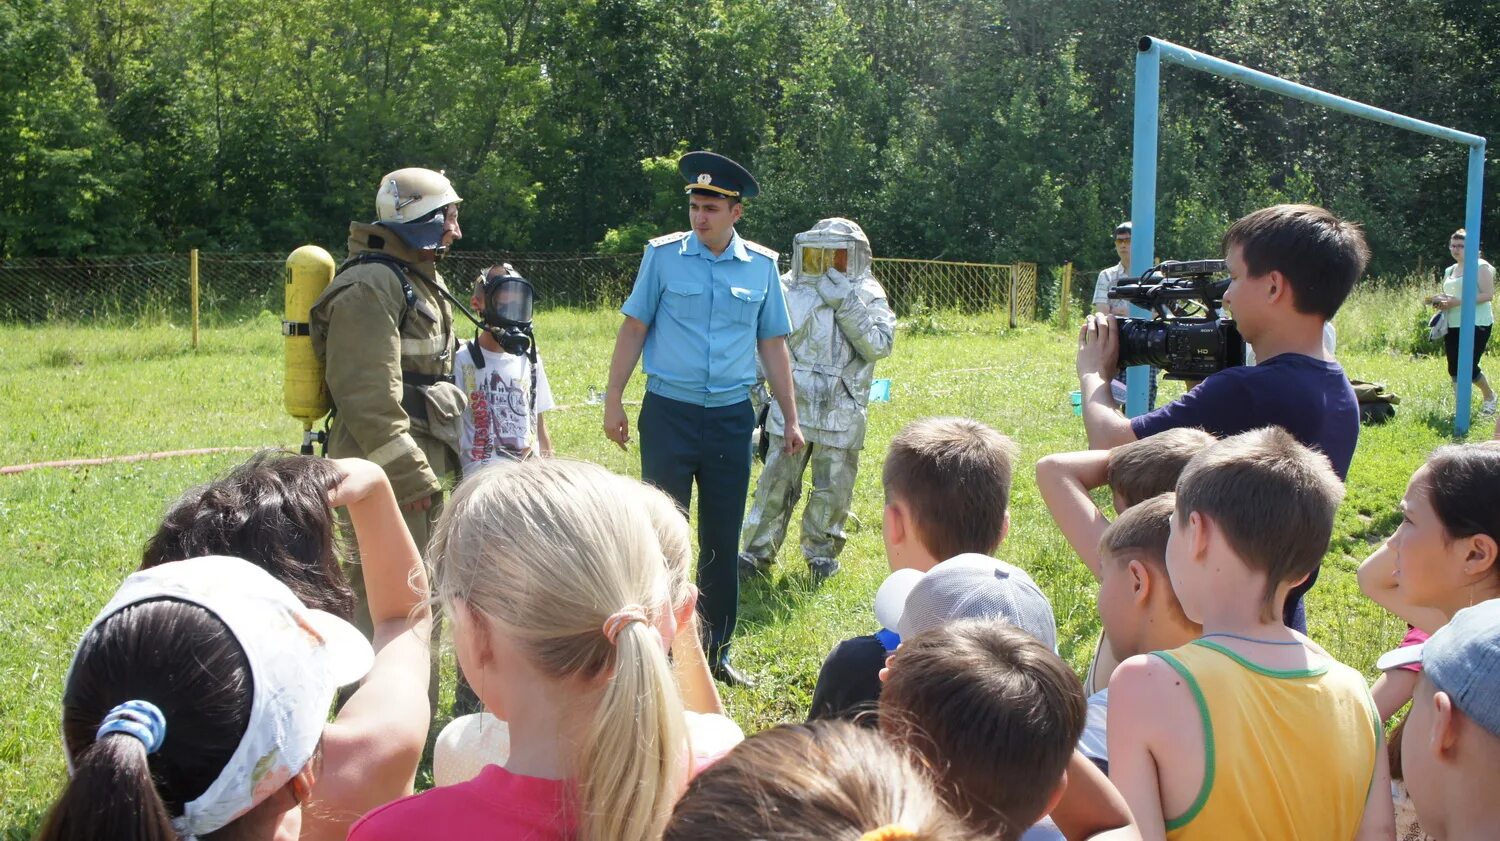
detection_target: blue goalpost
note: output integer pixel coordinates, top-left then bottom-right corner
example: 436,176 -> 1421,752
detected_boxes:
1128,36 -> 1488,434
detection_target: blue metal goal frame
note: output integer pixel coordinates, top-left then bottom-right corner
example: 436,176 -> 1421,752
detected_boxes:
1129,36 -> 1488,434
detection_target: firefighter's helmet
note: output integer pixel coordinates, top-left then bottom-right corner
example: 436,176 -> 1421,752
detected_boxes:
375,168 -> 462,224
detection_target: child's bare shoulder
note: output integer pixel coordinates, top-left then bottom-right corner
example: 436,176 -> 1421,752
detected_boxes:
1110,652 -> 1199,723
1113,651 -> 1184,684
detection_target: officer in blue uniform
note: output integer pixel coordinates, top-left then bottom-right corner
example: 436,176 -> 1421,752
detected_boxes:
603,151 -> 805,687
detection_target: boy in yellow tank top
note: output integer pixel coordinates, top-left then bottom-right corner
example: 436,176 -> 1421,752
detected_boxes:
1108,427 -> 1395,841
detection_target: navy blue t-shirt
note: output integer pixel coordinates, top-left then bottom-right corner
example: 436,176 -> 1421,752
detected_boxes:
1128,353 -> 1360,630
806,628 -> 901,726
1130,353 -> 1358,479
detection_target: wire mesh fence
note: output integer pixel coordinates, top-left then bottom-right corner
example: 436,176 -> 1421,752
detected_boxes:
0,250 -> 1040,326
1054,263 -> 1130,324
872,258 -> 1038,324
1012,262 -> 1038,325
0,253 -> 288,324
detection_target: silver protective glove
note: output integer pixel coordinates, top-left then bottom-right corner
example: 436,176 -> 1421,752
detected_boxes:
817,268 -> 852,307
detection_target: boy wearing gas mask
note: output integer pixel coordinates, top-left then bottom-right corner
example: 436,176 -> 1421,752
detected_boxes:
454,264 -> 555,466
740,218 -> 896,583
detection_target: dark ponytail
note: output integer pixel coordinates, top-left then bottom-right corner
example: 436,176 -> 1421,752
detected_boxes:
36,734 -> 178,841
37,599 -> 253,841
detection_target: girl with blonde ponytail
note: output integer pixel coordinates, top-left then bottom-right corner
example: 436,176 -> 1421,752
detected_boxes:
431,476 -> 744,786
350,459 -> 690,841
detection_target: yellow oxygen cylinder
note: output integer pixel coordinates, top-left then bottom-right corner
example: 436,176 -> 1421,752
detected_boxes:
283,245 -> 335,453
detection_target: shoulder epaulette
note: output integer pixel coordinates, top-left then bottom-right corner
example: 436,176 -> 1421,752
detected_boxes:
744,240 -> 779,261
648,231 -> 691,248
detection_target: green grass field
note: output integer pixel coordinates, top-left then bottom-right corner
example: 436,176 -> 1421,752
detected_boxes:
0,290 -> 1490,835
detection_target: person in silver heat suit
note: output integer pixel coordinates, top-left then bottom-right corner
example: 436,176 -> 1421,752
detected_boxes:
739,217 -> 896,583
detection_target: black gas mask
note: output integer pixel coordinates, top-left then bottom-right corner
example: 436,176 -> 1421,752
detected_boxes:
478,269 -> 536,356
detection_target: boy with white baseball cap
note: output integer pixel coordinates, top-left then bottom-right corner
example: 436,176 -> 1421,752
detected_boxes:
807,417 -> 1020,723
874,558 -> 1139,841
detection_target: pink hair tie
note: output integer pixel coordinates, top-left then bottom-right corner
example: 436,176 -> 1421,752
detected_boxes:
602,605 -> 649,646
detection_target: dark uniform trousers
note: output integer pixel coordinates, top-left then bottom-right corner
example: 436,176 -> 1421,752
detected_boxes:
639,391 -> 755,662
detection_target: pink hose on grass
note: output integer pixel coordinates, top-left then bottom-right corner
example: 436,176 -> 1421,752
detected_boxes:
1,446 -> 264,476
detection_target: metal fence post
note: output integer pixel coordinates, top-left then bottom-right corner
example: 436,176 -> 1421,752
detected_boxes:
190,249 -> 200,349
1059,262 -> 1072,326
1008,264 -> 1018,329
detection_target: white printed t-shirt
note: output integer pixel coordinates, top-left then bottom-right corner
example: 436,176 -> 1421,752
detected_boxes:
454,339 -> 555,469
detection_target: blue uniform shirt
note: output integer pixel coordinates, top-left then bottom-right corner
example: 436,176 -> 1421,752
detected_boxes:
622,229 -> 791,407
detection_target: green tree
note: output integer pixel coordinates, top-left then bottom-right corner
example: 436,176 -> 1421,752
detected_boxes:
0,0 -> 122,256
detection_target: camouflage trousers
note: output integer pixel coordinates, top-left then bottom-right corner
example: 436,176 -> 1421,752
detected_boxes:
741,435 -> 861,565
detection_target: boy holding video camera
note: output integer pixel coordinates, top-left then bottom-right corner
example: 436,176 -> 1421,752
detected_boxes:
1075,204 -> 1368,631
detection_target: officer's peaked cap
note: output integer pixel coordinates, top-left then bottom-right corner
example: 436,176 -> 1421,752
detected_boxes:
679,151 -> 759,200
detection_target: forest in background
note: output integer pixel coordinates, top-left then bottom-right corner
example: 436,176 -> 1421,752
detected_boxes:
4,0 -> 1499,274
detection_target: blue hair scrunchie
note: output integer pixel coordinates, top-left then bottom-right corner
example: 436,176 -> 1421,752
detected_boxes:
96,700 -> 167,754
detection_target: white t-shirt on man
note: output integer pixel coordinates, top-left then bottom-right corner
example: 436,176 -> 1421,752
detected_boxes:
454,339 -> 555,469
1093,264 -> 1132,317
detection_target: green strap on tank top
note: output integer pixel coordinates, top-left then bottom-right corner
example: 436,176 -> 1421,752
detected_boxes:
1154,650 -> 1215,832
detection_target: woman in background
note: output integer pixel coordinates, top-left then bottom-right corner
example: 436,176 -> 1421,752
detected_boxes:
1428,228 -> 1496,414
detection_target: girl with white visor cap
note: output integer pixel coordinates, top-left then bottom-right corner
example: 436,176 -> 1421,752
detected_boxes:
37,556 -> 372,840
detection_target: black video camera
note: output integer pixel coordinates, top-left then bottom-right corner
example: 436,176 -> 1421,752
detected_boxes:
1107,260 -> 1246,380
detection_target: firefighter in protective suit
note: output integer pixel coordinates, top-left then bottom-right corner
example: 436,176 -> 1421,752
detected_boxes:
310,167 -> 472,707
739,218 -> 896,582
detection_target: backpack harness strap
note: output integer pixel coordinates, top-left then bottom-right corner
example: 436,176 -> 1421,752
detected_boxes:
335,253 -> 456,422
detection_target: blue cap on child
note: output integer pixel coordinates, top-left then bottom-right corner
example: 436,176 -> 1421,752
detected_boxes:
1377,599 -> 1500,738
